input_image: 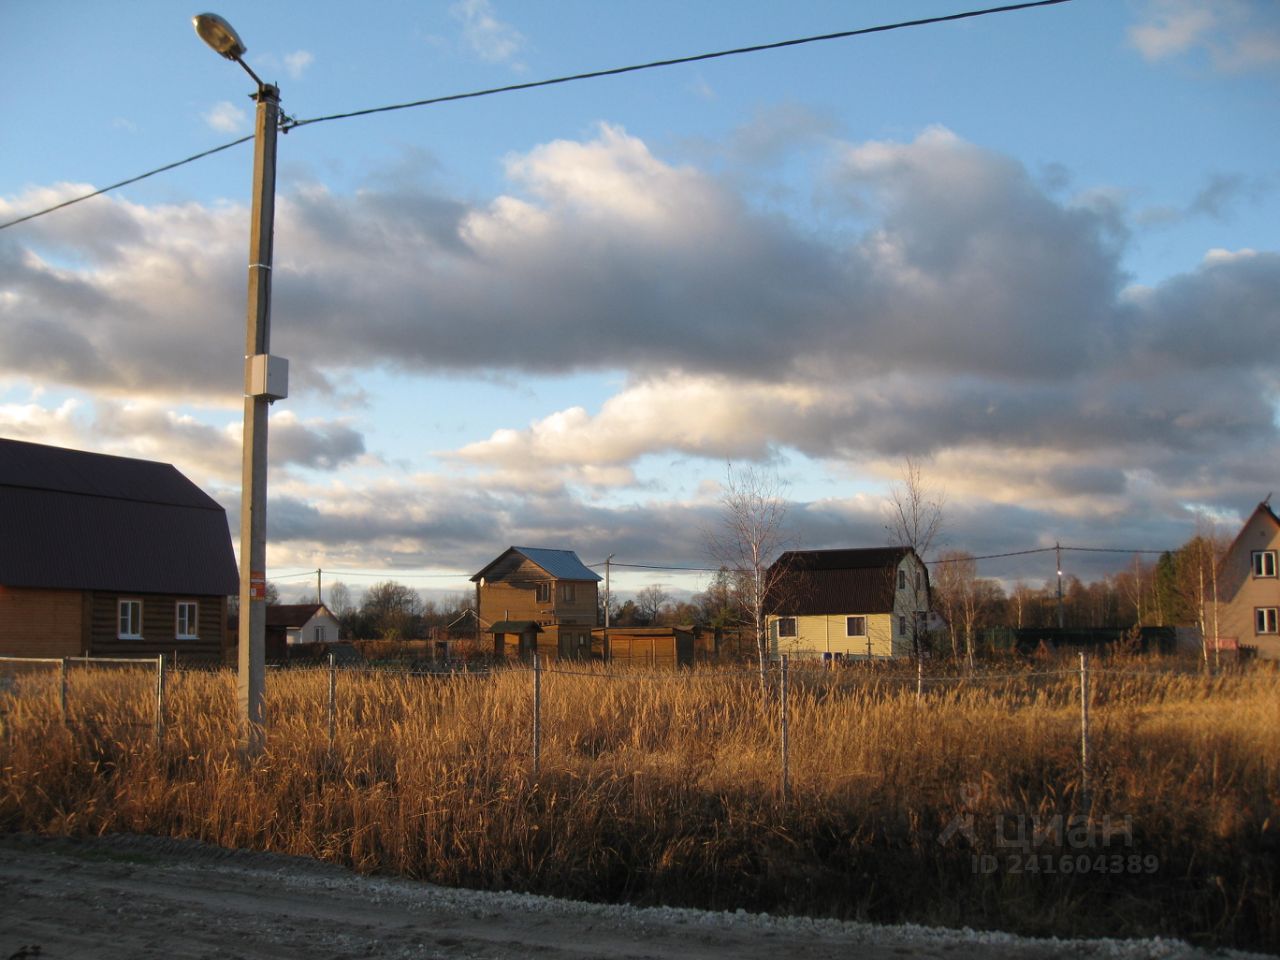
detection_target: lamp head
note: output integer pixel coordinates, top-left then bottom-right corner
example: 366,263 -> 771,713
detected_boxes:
193,13 -> 247,60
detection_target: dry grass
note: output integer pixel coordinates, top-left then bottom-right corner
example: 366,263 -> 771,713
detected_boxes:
0,656 -> 1276,950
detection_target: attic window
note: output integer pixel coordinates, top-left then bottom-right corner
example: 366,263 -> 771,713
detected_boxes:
1252,551 -> 1277,578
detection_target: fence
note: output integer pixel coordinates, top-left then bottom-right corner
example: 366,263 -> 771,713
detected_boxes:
0,655 -> 166,745
0,650 -> 1237,813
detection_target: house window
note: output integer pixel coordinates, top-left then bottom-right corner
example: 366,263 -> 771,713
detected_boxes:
846,616 -> 867,637
1257,608 -> 1279,635
1252,551 -> 1277,578
119,599 -> 142,639
777,617 -> 797,638
898,615 -> 907,636
898,570 -> 906,590
536,582 -> 551,604
314,626 -> 326,643
175,602 -> 198,639
560,582 -> 576,602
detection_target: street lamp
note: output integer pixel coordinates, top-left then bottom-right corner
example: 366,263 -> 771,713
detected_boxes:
194,13 -> 289,753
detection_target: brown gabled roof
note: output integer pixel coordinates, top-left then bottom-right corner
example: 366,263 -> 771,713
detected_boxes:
266,604 -> 330,628
767,547 -> 917,617
0,438 -> 238,596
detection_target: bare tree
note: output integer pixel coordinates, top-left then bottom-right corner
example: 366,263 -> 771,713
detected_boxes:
707,463 -> 791,688
885,457 -> 944,660
635,584 -> 672,625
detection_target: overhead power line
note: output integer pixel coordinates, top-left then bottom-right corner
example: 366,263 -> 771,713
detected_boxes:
1,0 -> 1071,232
284,0 -> 1071,132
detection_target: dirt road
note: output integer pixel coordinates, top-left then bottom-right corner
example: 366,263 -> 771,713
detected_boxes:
0,833 -> 1261,960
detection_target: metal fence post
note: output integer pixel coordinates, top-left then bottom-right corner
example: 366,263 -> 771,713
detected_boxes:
780,654 -> 790,806
327,653 -> 337,744
155,655 -> 166,746
60,658 -> 68,724
532,653 -> 542,780
1079,652 -> 1091,812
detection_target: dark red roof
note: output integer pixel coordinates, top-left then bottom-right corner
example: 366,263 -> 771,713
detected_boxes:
0,439 -> 238,596
767,547 -> 919,616
266,604 -> 329,628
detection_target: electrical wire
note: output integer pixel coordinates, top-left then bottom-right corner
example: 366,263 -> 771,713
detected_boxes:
283,0 -> 1071,132
0,136 -> 254,231
0,0 -> 1071,232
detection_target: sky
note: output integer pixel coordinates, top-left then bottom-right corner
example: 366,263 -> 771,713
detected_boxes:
2,0 -> 1278,605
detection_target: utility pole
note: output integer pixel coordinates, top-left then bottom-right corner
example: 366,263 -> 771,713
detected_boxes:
316,568 -> 323,605
603,554 -> 614,664
1056,542 -> 1065,629
194,14 -> 291,756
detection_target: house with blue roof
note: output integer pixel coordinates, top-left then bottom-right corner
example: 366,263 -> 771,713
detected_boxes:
471,546 -> 602,661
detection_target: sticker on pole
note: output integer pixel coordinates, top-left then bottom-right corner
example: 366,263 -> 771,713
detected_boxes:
250,571 -> 268,600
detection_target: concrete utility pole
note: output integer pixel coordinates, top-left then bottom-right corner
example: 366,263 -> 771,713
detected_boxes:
194,14 -> 288,755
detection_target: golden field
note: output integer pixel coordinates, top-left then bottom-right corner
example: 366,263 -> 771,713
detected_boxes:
0,657 -> 1276,950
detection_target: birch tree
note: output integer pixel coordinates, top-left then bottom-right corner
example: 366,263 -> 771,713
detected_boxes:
708,464 -> 791,688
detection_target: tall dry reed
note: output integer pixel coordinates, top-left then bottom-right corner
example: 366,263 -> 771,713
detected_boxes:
0,656 -> 1276,949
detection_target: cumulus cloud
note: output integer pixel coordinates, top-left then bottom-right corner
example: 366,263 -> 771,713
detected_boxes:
4,123 -> 1278,577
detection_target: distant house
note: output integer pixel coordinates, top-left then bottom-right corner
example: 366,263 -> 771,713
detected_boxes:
0,439 -> 238,663
1218,498 -> 1280,660
472,546 -> 601,661
265,603 -> 342,661
765,547 -> 930,660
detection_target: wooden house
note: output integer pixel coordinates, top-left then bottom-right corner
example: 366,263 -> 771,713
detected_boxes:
1217,498 -> 1280,660
472,546 -> 601,661
764,547 -> 930,660
0,439 -> 238,664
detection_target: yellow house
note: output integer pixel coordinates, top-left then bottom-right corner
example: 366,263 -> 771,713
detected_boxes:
1218,499 -> 1280,660
765,547 -> 930,661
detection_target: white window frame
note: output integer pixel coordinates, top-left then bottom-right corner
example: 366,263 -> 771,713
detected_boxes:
1256,607 -> 1278,635
846,615 -> 867,637
777,617 -> 797,638
1252,551 -> 1277,578
175,601 -> 198,639
118,599 -> 142,639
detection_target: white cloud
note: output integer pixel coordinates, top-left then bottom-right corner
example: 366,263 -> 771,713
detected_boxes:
451,0 -> 524,64
4,124 -> 1278,573
284,50 -> 314,79
1130,0 -> 1280,71
203,100 -> 247,133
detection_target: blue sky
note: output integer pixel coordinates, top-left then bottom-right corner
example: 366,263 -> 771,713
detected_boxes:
2,0 -> 1278,604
